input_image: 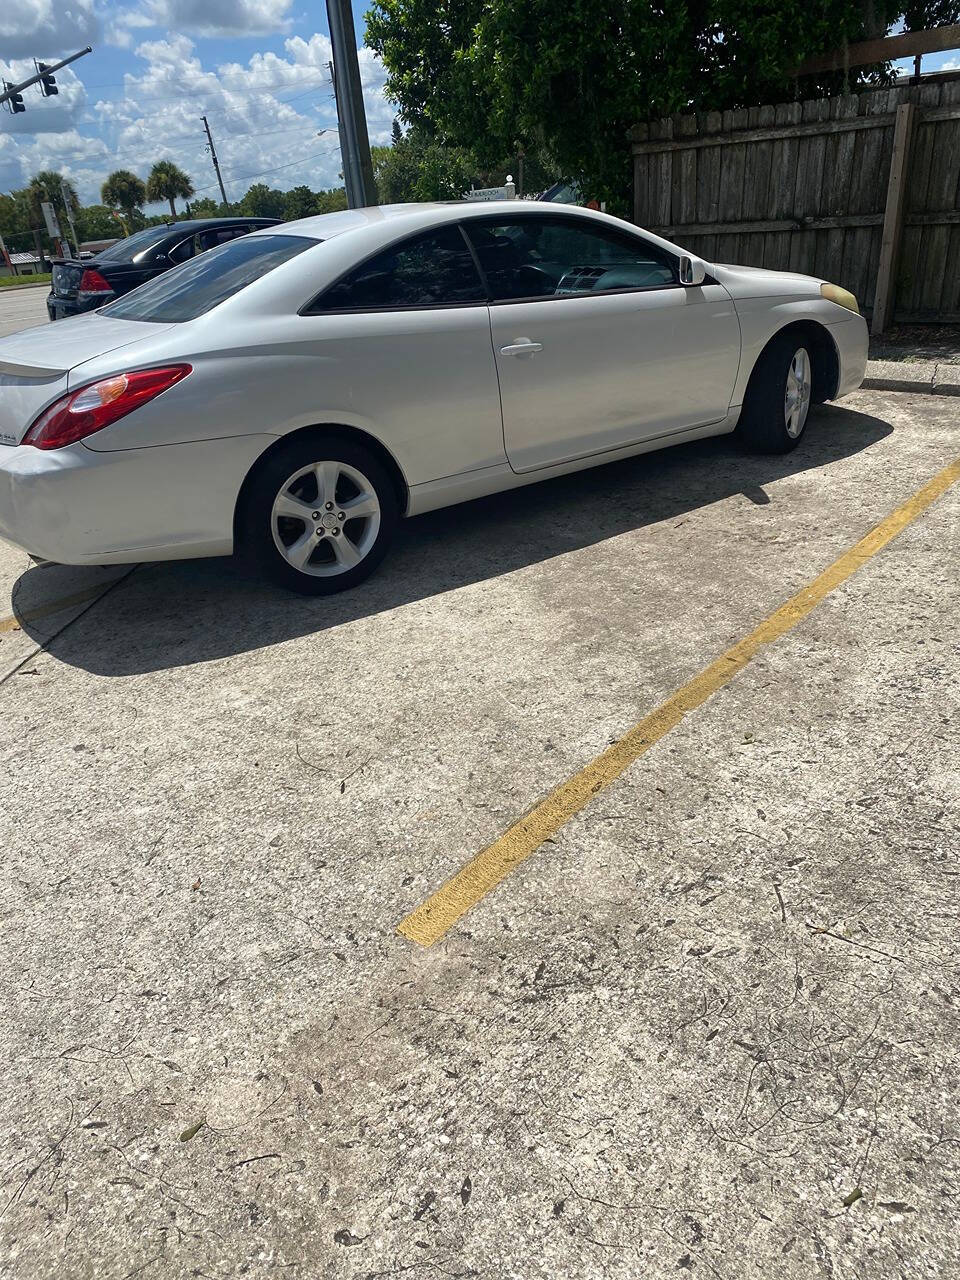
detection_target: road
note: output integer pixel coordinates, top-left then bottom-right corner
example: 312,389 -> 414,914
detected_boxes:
1,284 -> 958,1278
0,284 -> 48,337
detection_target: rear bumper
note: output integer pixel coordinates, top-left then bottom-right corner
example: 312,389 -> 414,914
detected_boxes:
0,434 -> 274,565
46,294 -> 104,321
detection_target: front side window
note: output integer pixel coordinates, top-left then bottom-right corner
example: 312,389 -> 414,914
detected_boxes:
101,234 -> 316,323
463,216 -> 677,302
312,225 -> 485,312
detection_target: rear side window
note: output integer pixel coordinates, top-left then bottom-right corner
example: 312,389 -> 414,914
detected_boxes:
310,225 -> 485,312
94,226 -> 172,264
463,216 -> 677,301
101,234 -> 316,322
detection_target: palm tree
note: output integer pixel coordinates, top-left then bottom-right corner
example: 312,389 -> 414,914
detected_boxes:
146,160 -> 195,218
101,170 -> 147,223
27,171 -> 79,225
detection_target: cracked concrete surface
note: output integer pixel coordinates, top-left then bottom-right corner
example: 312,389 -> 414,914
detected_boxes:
0,388 -> 958,1278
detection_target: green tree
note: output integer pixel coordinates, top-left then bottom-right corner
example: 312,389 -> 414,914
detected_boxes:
366,0 -> 919,207
27,171 -> 79,225
239,182 -> 286,218
314,187 -> 348,214
75,205 -> 125,240
146,160 -> 195,218
373,123 -> 475,202
185,196 -> 221,217
101,169 -> 147,221
0,189 -> 32,240
283,185 -> 319,220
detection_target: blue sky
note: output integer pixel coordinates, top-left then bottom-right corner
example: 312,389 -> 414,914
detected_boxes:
1,3 -> 958,213
0,0 -> 394,210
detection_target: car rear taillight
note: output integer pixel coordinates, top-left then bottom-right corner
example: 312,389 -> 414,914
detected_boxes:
78,268 -> 113,295
22,365 -> 192,450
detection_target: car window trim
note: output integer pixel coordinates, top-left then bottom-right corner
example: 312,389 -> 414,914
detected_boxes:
298,213 -> 707,316
299,223 -> 489,316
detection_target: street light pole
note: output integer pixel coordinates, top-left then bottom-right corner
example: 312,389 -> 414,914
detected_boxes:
325,0 -> 377,208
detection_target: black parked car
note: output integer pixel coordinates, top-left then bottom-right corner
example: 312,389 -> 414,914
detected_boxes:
47,217 -> 282,320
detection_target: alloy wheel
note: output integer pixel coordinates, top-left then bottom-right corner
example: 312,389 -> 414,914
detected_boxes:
784,347 -> 812,439
270,459 -> 381,577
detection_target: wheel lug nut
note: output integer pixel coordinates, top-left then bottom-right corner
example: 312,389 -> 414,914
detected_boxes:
316,528 -> 324,537
325,502 -> 334,511
337,511 -> 345,520
331,528 -> 340,536
312,510 -> 321,520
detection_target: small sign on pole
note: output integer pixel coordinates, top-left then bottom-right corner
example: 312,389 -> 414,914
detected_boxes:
464,177 -> 517,202
40,200 -> 62,239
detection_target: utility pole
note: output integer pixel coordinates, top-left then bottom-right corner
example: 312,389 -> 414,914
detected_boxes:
0,46 -> 92,111
202,115 -> 229,207
59,177 -> 81,257
325,0 -> 377,208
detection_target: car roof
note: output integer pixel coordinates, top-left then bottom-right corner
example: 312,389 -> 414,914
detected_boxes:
155,217 -> 282,234
257,201 -> 683,261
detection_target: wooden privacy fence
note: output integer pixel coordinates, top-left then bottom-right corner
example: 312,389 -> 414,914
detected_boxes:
630,80 -> 960,328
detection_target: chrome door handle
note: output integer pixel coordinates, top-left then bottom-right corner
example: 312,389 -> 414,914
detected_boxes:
500,339 -> 543,357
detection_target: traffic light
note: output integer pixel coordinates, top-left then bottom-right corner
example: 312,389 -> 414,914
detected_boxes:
3,82 -> 25,113
36,63 -> 58,96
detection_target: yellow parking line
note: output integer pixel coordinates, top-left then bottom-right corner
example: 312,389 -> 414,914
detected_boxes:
0,580 -> 126,633
398,455 -> 960,947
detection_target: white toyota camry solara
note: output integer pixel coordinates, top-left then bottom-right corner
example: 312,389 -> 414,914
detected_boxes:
0,202 -> 867,594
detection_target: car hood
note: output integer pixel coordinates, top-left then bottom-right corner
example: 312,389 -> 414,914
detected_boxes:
711,262 -> 822,299
0,313 -> 174,446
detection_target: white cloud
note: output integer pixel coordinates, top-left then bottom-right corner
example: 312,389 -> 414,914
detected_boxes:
0,0 -> 99,57
116,0 -> 293,39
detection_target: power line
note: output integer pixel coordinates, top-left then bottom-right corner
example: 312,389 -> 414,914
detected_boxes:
189,145 -> 339,195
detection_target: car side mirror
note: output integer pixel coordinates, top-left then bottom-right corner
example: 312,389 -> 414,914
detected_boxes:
679,254 -> 706,286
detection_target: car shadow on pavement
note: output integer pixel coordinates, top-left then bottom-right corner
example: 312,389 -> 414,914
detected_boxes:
13,404 -> 893,676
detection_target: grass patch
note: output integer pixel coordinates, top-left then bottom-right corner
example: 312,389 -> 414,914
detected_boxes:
0,274 -> 51,288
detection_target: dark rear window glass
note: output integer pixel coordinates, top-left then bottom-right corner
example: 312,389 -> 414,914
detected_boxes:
101,234 -> 316,322
94,226 -> 174,263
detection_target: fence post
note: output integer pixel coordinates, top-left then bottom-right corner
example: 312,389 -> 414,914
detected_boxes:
872,102 -> 916,335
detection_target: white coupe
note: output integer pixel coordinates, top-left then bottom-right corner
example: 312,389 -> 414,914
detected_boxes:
0,202 -> 867,593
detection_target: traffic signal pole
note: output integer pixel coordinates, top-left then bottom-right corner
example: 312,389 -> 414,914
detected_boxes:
0,46 -> 92,111
325,0 -> 377,208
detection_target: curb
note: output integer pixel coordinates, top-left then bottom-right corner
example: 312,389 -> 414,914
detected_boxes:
0,281 -> 50,293
862,376 -> 960,397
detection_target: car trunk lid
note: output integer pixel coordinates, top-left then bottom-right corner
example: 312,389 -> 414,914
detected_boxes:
0,314 -> 175,446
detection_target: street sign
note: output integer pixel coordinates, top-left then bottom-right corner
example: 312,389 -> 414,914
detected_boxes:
40,201 -> 62,238
464,181 -> 517,202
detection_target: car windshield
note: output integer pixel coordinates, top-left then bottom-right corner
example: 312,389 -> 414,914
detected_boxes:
94,226 -> 176,263
100,234 -> 317,323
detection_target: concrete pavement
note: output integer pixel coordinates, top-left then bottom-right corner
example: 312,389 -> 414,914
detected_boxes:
0,381 -> 958,1278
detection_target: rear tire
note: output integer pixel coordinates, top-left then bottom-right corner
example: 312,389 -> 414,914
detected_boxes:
736,334 -> 813,454
237,434 -> 399,595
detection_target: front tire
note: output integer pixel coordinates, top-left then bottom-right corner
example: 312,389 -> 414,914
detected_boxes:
238,434 -> 399,594
737,334 -> 813,454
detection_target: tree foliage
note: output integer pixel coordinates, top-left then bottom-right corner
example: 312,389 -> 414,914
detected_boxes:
101,169 -> 147,218
366,0 -> 956,207
146,160 -> 195,217
27,171 -> 79,225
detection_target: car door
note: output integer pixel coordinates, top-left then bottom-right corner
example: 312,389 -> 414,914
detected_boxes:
297,223 -> 505,485
463,214 -> 741,473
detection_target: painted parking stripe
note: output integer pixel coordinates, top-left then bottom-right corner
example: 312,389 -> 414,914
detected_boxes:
398,455 -> 960,947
